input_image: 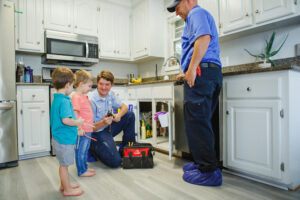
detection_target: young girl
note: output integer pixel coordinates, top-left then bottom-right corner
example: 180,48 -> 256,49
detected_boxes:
72,70 -> 96,177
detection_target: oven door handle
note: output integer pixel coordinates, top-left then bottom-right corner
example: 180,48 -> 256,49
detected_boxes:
86,41 -> 89,58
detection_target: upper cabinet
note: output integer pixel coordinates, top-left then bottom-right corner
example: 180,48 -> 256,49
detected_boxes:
198,0 -> 220,33
131,0 -> 165,61
15,0 -> 44,53
220,0 -> 253,34
44,0 -> 98,36
44,0 -> 73,33
73,0 -> 98,36
219,0 -> 299,36
253,0 -> 296,24
98,1 -> 130,60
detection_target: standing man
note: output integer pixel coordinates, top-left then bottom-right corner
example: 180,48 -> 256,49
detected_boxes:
89,70 -> 135,168
167,0 -> 223,186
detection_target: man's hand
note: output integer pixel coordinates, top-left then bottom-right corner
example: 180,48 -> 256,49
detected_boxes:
103,115 -> 113,126
176,73 -> 185,80
112,113 -> 121,122
185,68 -> 197,87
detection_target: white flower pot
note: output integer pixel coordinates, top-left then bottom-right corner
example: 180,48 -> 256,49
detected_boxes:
258,59 -> 272,68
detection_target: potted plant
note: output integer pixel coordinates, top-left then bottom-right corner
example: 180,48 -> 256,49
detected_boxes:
244,32 -> 288,68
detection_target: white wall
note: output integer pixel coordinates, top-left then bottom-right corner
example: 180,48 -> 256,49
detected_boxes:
16,54 -> 138,79
220,24 -> 300,67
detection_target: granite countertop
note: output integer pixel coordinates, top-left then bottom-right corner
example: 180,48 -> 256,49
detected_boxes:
16,82 -> 51,86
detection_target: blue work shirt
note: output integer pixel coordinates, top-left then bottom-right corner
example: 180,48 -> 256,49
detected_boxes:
50,93 -> 77,145
89,89 -> 122,132
181,5 -> 221,73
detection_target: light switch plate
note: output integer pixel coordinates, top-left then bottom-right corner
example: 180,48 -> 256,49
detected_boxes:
296,44 -> 300,56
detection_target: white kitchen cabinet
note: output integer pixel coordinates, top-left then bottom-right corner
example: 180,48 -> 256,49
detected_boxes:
220,0 -> 253,33
73,0 -> 98,36
253,0 -> 296,24
17,85 -> 50,159
223,70 -> 300,190
15,0 -> 44,53
131,0 -> 165,61
198,0 -> 220,33
44,0 -> 73,33
129,82 -> 175,159
98,1 -> 130,60
226,100 -> 282,179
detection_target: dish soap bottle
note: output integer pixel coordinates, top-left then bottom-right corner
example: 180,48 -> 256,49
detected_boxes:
141,120 -> 146,140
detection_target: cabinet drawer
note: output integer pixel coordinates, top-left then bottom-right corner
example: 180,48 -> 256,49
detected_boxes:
127,88 -> 136,100
152,85 -> 173,99
226,77 -> 281,99
111,88 -> 126,100
21,88 -> 48,102
136,87 -> 152,99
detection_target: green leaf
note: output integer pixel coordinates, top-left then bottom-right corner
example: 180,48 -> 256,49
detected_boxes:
270,34 -> 289,57
244,49 -> 265,59
266,32 -> 276,55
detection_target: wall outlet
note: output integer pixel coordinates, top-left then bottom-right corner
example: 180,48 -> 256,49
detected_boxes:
296,44 -> 300,56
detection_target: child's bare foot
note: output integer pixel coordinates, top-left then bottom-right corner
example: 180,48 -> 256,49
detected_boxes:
80,171 -> 95,177
88,168 -> 96,172
63,189 -> 84,197
59,183 -> 80,191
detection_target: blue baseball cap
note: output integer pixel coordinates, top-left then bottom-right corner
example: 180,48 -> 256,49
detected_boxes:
167,0 -> 182,12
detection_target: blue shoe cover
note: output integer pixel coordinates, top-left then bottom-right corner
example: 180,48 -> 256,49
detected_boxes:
183,168 -> 222,186
183,162 -> 199,172
87,150 -> 97,162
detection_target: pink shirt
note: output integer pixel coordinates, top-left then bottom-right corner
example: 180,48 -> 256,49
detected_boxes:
71,93 -> 94,132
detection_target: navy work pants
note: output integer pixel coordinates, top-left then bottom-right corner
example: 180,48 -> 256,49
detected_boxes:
89,111 -> 136,168
184,66 -> 222,172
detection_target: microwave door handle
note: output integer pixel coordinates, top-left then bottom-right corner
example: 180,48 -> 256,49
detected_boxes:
86,41 -> 89,58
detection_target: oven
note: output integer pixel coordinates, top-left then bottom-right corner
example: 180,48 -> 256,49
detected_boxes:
42,30 -> 99,66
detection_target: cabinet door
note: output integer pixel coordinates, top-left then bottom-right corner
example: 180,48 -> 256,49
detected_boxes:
98,1 -> 115,58
220,0 -> 253,33
198,0 -> 220,33
132,0 -> 149,59
73,0 -> 98,36
22,103 -> 50,154
44,0 -> 73,32
16,0 -> 44,52
254,0 -> 295,24
225,100 -> 282,180
114,6 -> 130,59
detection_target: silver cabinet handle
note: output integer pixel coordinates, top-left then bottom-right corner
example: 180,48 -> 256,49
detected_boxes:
0,105 -> 13,110
37,41 -> 40,45
86,41 -> 89,58
114,50 -> 116,53
117,50 -> 120,53
245,13 -> 249,17
255,9 -> 259,13
32,94 -> 36,97
41,110 -> 45,113
68,24 -> 71,27
75,25 -> 77,28
247,87 -> 251,92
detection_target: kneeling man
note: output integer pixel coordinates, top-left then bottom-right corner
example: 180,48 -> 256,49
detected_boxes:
89,70 -> 135,168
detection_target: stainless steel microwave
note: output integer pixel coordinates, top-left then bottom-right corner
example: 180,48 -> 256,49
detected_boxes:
42,30 -> 99,66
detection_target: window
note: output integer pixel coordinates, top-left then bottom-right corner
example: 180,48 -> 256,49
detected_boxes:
173,19 -> 184,60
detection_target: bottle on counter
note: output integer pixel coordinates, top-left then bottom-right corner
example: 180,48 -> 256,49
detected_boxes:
16,58 -> 25,83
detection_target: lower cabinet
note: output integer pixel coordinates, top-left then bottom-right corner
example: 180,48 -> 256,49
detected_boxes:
17,85 -> 50,159
223,70 -> 300,190
112,83 -> 175,160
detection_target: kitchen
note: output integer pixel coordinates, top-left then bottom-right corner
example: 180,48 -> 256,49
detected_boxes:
1,0 -> 300,199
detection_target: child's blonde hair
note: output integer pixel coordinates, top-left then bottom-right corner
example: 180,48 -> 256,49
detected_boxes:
52,67 -> 74,90
74,70 -> 94,88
